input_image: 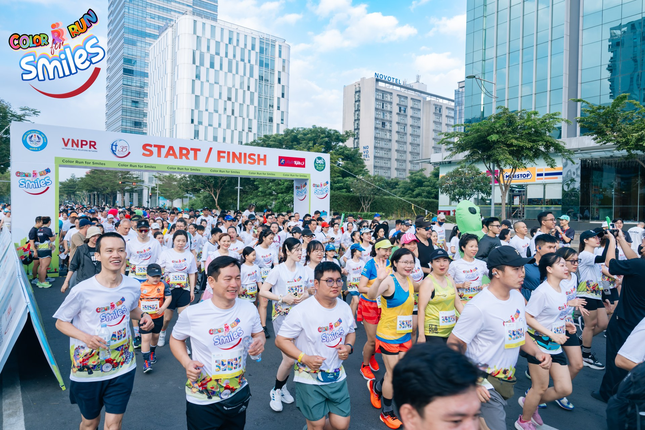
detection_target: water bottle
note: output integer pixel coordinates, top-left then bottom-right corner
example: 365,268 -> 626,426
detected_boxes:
243,336 -> 261,362
97,323 -> 111,360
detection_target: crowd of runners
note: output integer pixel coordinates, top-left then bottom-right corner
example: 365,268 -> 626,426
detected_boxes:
4,201 -> 644,430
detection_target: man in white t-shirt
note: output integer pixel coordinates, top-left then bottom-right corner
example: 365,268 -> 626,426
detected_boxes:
54,233 -> 154,430
448,246 -> 551,430
510,221 -> 531,258
276,261 -> 355,430
434,213 -> 447,246
615,317 -> 645,371
169,256 -> 265,429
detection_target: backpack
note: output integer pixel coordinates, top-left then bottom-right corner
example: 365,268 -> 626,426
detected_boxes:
607,361 -> 645,430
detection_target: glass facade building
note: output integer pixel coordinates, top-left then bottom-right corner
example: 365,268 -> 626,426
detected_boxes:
106,0 -> 218,135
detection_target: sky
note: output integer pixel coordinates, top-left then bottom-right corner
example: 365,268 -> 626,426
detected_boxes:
0,0 -> 467,179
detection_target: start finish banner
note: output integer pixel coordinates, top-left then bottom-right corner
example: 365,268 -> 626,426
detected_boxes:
10,122 -> 330,249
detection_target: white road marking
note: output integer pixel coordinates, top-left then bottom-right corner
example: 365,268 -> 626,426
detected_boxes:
2,356 -> 26,430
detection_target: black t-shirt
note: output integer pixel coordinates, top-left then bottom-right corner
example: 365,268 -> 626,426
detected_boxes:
475,234 -> 501,262
608,258 -> 645,328
559,227 -> 575,246
416,234 -> 434,270
36,227 -> 54,244
28,227 -> 38,242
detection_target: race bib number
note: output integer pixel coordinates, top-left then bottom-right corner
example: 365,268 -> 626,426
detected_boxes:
286,279 -> 305,298
504,322 -> 525,349
439,310 -> 456,327
244,283 -> 257,294
132,265 -> 147,277
552,321 -> 566,336
347,282 -> 359,293
211,347 -> 244,378
260,267 -> 271,280
140,299 -> 159,313
167,272 -> 187,287
396,315 -> 413,333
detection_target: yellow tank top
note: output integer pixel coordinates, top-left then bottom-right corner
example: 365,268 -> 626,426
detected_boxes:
376,274 -> 415,344
423,276 -> 457,338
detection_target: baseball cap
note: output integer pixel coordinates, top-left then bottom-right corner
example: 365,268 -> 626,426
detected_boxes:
137,219 -> 150,229
359,228 -> 372,234
374,240 -> 394,250
88,209 -> 96,214
151,223 -> 161,229
558,215 -> 570,221
85,226 -> 102,240
107,214 -> 115,219
415,219 -> 432,229
248,214 -> 257,220
78,218 -> 91,228
429,248 -> 452,262
437,213 -> 446,220
321,222 -> 329,228
402,221 -> 411,226
291,227 -> 302,234
324,243 -> 336,251
350,243 -> 365,252
147,264 -> 162,277
302,229 -> 314,237
431,217 -> 438,222
400,232 -> 419,245
486,246 -> 535,271
225,215 -> 234,221
580,229 -> 603,241
374,213 -> 381,217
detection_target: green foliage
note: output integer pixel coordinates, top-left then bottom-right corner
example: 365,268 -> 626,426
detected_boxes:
0,99 -> 40,174
0,171 -> 9,202
155,174 -> 187,203
180,175 -> 236,211
331,192 -> 437,218
59,174 -> 81,203
439,164 -> 491,203
392,168 -> 439,200
77,170 -> 140,205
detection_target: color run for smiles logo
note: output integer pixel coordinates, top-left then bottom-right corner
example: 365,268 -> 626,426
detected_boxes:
312,181 -> 329,199
295,182 -> 307,201
16,167 -> 52,195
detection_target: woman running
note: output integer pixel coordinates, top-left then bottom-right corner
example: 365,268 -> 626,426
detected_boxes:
304,240 -> 324,294
34,216 -> 56,288
341,231 -> 361,264
357,238 -> 393,382
330,222 -> 343,251
447,234 -> 489,303
343,243 -> 366,320
259,238 -> 309,413
341,222 -> 355,253
322,243 -> 340,266
254,229 -> 278,338
517,253 -> 576,430
400,233 -> 424,343
359,228 -> 374,263
448,226 -> 461,260
239,246 -> 262,304
367,248 -> 415,430
204,232 -> 240,267
417,248 -> 463,346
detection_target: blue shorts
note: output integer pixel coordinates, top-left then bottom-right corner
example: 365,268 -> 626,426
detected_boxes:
69,368 -> 135,419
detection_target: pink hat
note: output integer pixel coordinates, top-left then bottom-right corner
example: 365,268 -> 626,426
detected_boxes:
400,232 -> 419,245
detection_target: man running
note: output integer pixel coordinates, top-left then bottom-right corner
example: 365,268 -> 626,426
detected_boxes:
54,232 -> 154,430
510,221 -> 531,258
475,217 -> 501,262
529,212 -> 556,255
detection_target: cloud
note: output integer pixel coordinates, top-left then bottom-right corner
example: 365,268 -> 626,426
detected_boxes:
409,0 -> 431,11
217,0 -> 289,34
412,52 -> 465,99
276,13 -> 303,25
427,14 -> 467,39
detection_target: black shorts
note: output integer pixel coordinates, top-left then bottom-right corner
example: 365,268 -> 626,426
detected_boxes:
602,288 -> 619,304
585,298 -> 604,311
140,317 -> 163,334
186,385 -> 251,430
168,288 -> 191,310
563,333 -> 580,347
69,368 -> 136,419
424,335 -> 448,346
527,351 -> 568,366
37,250 -> 52,259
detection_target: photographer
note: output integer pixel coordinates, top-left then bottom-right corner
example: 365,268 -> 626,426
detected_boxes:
594,229 -> 645,402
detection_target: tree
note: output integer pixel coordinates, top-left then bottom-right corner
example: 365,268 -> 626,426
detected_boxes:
439,164 -> 492,203
181,176 -> 236,211
78,170 -> 139,205
0,171 -> 9,202
155,174 -> 187,203
439,107 -> 572,218
396,168 -> 439,200
60,175 -> 81,203
351,175 -> 378,212
0,99 -> 40,174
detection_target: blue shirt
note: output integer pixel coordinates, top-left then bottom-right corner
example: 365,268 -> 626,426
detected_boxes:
521,262 -> 542,301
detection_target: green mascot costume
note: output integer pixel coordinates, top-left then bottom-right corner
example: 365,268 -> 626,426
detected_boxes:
455,200 -> 485,240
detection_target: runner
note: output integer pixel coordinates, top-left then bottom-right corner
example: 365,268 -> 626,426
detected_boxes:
447,226 -> 460,260
138,264 -> 171,373
157,230 -> 198,348
61,226 -> 102,293
305,240 -> 325,293
322,243 -> 340,266
330,222 -> 343,252
518,253 -> 576,429
53,232 -> 154,430
259,238 -> 310,413
434,213 -> 447,247
227,227 -> 246,255
357,238 -> 393,382
35,216 -> 56,288
448,234 -> 489,303
399,233 -> 424,342
169,255 -> 265,429
275,261 -> 354,430
447,246 -> 552,430
475,217 -> 502,262
341,231 -> 360,265
204,233 -> 241,267
555,215 -> 575,247
417,249 -> 463,346
521,234 -> 558,302
510,222 -> 531,258
342,244 -> 365,321
238,246 -> 262,303
341,222 -> 355,253
240,220 -> 257,246
254,229 -> 279,338
366,248 -> 416,429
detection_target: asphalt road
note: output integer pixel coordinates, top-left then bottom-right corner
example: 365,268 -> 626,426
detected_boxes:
4,278 -> 611,429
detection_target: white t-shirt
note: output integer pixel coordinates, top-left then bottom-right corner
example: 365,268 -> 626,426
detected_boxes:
126,237 -> 162,280
448,236 -> 461,260
171,299 -> 262,405
201,241 -> 219,262
123,229 -> 138,243
330,230 -> 342,249
239,231 -> 256,247
509,235 -> 531,258
158,248 -> 198,289
434,224 -> 446,246
448,258 -> 489,301
278,297 -> 356,385
618,317 -> 645,365
410,257 -> 424,283
102,221 -> 116,233
452,288 -> 527,381
345,259 -> 365,293
240,264 -> 262,301
53,276 -> 140,382
577,250 -> 602,299
64,227 -> 78,244
205,250 -> 241,268
360,244 -> 372,263
560,273 -> 578,323
341,232 -> 354,249
229,239 -> 246,255
254,245 -> 278,280
265,263 -> 310,318
304,265 -> 316,290
525,281 -> 569,354
315,230 -> 330,244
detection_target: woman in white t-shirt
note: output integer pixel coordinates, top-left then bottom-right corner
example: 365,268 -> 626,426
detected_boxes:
239,246 -> 262,304
330,222 -> 343,251
340,222 -> 355,252
342,244 -> 365,320
341,231 -> 361,265
447,234 -> 489,303
305,240 -> 324,294
521,253 -> 576,428
447,226 -> 460,260
204,233 -> 240,268
254,229 -> 278,336
597,237 -> 620,316
259,238 -> 310,413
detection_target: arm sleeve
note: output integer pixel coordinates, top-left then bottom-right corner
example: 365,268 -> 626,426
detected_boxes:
69,248 -> 82,272
265,267 -> 280,285
251,308 -> 263,334
608,258 -> 640,277
451,303 -> 484,344
617,323 -> 645,364
171,309 -> 191,341
52,288 -> 82,322
187,254 -> 198,274
594,245 -> 608,264
277,307 -> 303,338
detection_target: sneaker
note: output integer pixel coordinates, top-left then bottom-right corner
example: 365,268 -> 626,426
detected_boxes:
555,397 -> 574,411
514,416 -> 536,430
524,370 -> 531,380
158,330 -> 166,347
368,380 -> 382,409
524,389 -> 546,408
133,336 -> 141,349
264,326 -> 271,339
143,360 -> 152,373
280,386 -> 294,404
37,282 -> 52,289
360,364 -> 375,381
517,397 -> 544,426
379,411 -> 402,429
270,388 -> 283,412
31,278 -> 39,285
149,351 -> 157,364
582,354 -> 605,370
369,355 -> 380,372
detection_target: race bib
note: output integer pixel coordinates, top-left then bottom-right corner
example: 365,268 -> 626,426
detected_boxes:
132,265 -> 147,277
376,295 -> 382,309
439,310 -> 456,327
286,279 -> 305,298
260,267 -> 271,280
244,283 -> 257,294
413,293 -> 419,313
504,322 -> 525,349
211,347 -> 244,378
396,315 -> 413,333
347,281 -> 359,293
167,272 -> 187,287
552,321 -> 566,336
140,299 -> 159,313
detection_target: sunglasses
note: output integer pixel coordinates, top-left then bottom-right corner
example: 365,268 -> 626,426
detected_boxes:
138,229 -> 149,233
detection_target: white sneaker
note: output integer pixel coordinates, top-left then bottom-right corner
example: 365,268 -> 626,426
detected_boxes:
158,330 -> 166,347
280,385 -> 294,404
270,388 -> 283,412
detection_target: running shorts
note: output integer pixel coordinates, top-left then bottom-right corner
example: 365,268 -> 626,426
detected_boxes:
527,350 -> 568,366
69,367 -> 135,419
140,317 -> 163,335
584,298 -> 604,311
295,380 -> 351,422
375,339 -> 412,355
602,288 -> 619,304
357,298 -> 380,325
168,288 -> 191,310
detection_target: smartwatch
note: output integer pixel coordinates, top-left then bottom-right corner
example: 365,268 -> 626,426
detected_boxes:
345,343 -> 354,354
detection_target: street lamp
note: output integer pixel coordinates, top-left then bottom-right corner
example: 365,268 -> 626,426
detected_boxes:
466,74 -> 497,217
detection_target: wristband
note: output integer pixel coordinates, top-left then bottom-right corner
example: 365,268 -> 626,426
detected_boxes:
297,352 -> 305,363
345,343 -> 354,354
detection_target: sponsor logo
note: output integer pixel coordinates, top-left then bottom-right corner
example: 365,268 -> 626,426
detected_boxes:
22,130 -> 48,152
314,156 -> 326,172
278,156 -> 306,168
111,139 -> 130,158
17,167 -> 52,195
295,182 -> 308,201
313,181 -> 330,199
503,170 -> 533,181
62,137 -> 97,152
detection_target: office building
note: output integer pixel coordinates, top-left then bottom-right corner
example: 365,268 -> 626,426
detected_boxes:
106,0 -> 218,135
454,80 -> 465,131
436,0 -> 645,221
148,14 -> 289,143
342,75 -> 454,179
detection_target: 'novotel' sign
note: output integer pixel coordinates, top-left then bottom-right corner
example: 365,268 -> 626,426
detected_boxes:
375,73 -> 402,85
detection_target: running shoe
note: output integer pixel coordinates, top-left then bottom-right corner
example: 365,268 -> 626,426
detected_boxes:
369,355 -> 380,372
518,397 -> 544,426
149,351 -> 157,365
133,336 -> 141,349
368,380 -> 382,409
37,281 -> 52,289
582,354 -> 605,370
143,360 -> 152,373
555,397 -> 574,411
264,326 -> 271,339
360,364 -> 375,381
379,411 -> 402,429
524,389 -> 546,409
270,388 -> 283,412
514,416 -> 536,430
158,330 -> 166,347
280,386 -> 294,404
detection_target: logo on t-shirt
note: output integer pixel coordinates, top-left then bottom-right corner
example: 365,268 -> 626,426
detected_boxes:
319,318 -> 345,347
210,318 -> 244,347
95,297 -> 128,324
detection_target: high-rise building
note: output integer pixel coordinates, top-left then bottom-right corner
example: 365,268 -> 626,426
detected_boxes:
148,14 -> 289,143
342,75 -> 454,179
106,0 -> 218,135
454,80 -> 465,131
